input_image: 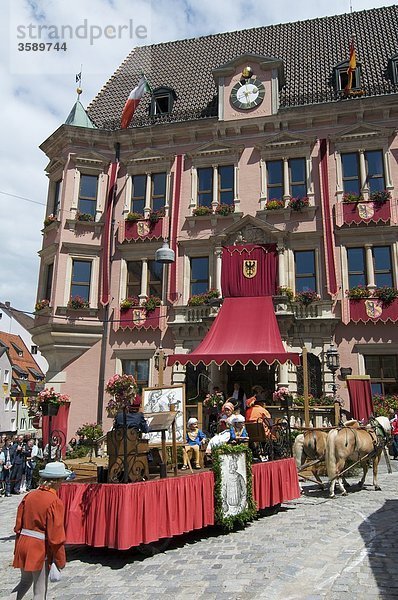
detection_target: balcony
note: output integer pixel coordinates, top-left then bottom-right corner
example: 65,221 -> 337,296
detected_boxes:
335,199 -> 391,227
119,218 -> 164,243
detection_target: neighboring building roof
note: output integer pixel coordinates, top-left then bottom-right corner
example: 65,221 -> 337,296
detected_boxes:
0,302 -> 35,332
0,332 -> 44,392
87,6 -> 398,130
65,99 -> 97,128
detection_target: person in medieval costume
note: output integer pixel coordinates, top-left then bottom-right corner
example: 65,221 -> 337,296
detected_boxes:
222,454 -> 247,516
181,418 -> 206,470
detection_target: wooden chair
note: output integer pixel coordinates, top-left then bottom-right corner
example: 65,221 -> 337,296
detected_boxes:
107,429 -> 149,483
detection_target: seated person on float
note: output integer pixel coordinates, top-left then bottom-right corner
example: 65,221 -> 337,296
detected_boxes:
114,397 -> 149,434
182,418 -> 206,470
229,414 -> 249,444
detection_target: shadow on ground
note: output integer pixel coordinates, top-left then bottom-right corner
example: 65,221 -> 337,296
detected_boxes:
358,498 -> 398,599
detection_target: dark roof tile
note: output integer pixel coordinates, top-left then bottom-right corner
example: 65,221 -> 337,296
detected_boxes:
88,6 -> 398,130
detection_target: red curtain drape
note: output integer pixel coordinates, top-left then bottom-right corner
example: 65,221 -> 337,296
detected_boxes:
59,459 -> 301,549
346,378 -> 374,422
42,403 -> 70,456
221,244 -> 277,297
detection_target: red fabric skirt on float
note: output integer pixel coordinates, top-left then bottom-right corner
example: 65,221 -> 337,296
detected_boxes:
59,458 -> 300,550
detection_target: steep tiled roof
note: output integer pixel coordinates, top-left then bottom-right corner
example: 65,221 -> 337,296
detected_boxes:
0,332 -> 44,391
88,6 -> 398,130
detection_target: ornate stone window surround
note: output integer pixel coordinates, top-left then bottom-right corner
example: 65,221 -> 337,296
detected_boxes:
124,153 -> 173,219
120,253 -> 163,305
64,251 -> 100,308
70,157 -> 108,222
180,242 -> 213,305
287,240 -> 322,296
113,351 -> 155,388
341,239 -> 397,293
333,129 -> 394,202
257,140 -> 315,210
187,144 -> 243,213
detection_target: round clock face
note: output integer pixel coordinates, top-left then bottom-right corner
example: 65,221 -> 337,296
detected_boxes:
230,77 -> 265,110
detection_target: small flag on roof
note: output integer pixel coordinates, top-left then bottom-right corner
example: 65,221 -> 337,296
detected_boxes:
121,76 -> 151,129
344,37 -> 357,95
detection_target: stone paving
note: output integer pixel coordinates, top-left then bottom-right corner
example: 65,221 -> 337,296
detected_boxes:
1,458 -> 397,599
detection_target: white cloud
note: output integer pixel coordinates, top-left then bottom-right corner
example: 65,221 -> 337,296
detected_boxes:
0,0 -> 396,311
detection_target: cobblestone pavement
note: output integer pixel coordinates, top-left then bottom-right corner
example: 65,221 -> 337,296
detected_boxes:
1,458 -> 397,600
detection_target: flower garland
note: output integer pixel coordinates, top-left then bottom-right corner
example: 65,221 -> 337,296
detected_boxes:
212,444 -> 257,530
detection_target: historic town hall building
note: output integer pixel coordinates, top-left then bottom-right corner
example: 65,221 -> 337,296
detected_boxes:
32,6 -> 398,436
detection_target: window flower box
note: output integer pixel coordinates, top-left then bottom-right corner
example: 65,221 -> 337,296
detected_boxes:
345,285 -> 369,301
294,290 -> 320,306
340,198 -> 391,226
43,215 -> 58,228
118,305 -> 161,330
123,217 -> 163,241
76,212 -> 95,222
35,299 -> 50,312
67,296 -> 90,310
288,196 -> 310,211
266,199 -> 285,210
187,289 -> 220,306
214,203 -> 235,216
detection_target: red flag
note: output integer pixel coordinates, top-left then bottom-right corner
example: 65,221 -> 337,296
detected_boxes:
121,76 -> 150,129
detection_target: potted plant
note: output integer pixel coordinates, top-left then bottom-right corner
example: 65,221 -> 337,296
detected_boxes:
342,192 -> 363,203
75,422 -> 104,462
288,196 -> 310,211
266,199 -> 285,210
215,203 -> 235,216
105,374 -> 138,416
67,296 -> 90,310
206,289 -> 220,301
272,387 -> 293,407
35,299 -> 50,312
43,214 -> 58,227
276,286 -> 294,301
143,295 -> 162,312
370,190 -> 391,205
345,285 -> 369,301
120,297 -> 139,311
125,212 -> 144,222
373,286 -> 398,305
294,290 -> 320,305
28,387 -> 70,417
76,212 -> 95,222
148,209 -> 165,224
193,206 -> 212,217
372,394 -> 398,417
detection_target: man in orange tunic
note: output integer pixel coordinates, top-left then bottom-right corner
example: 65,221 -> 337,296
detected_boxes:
12,461 -> 71,599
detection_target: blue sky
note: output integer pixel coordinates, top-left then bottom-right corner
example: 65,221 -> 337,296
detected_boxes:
0,0 -> 396,311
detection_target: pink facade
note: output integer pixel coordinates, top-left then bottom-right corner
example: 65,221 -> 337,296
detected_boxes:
32,9 -> 398,437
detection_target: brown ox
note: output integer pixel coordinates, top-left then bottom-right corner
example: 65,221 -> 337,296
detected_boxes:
326,416 -> 391,498
293,430 -> 328,489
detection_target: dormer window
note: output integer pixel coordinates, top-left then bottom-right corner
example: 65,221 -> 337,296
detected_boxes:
388,54 -> 398,84
150,87 -> 177,116
334,60 -> 361,93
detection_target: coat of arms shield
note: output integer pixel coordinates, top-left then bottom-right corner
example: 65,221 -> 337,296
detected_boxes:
243,259 -> 257,279
357,203 -> 374,220
132,308 -> 147,326
137,221 -> 150,237
365,299 -> 383,319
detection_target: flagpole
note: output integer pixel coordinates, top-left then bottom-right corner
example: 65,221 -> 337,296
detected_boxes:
97,142 -> 120,424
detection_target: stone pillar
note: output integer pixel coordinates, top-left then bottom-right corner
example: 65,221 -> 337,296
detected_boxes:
212,165 -> 218,211
277,244 -> 286,288
365,244 -> 375,290
139,258 -> 148,300
359,150 -> 368,195
215,246 -> 223,296
144,173 -> 151,217
278,363 -> 289,388
283,157 -> 290,200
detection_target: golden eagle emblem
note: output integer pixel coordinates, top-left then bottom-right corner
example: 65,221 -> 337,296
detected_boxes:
243,259 -> 257,279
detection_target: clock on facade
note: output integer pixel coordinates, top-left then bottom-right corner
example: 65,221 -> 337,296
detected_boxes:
230,77 -> 265,110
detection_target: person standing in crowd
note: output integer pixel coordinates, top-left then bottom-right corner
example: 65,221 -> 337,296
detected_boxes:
12,461 -> 70,600
10,435 -> 25,494
390,409 -> 398,459
1,437 -> 13,496
24,440 -> 35,492
231,382 -> 247,415
43,437 -> 60,462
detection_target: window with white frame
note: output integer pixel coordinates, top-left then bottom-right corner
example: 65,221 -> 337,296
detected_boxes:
4,369 -> 9,384
346,245 -> 393,290
341,150 -> 385,195
294,250 -> 317,293
197,165 -> 235,207
44,263 -> 54,302
266,157 -> 307,200
126,260 -> 163,300
121,359 -> 149,394
364,354 -> 398,396
53,179 -> 62,215
20,417 -> 26,430
5,397 -> 10,411
131,173 -> 167,214
190,257 -> 209,296
70,259 -> 92,302
78,174 -> 98,217
334,61 -> 361,92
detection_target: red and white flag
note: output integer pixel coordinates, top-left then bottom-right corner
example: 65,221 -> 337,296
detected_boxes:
121,76 -> 150,128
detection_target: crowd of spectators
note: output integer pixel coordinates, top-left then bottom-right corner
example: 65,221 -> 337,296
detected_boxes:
0,434 -> 44,497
